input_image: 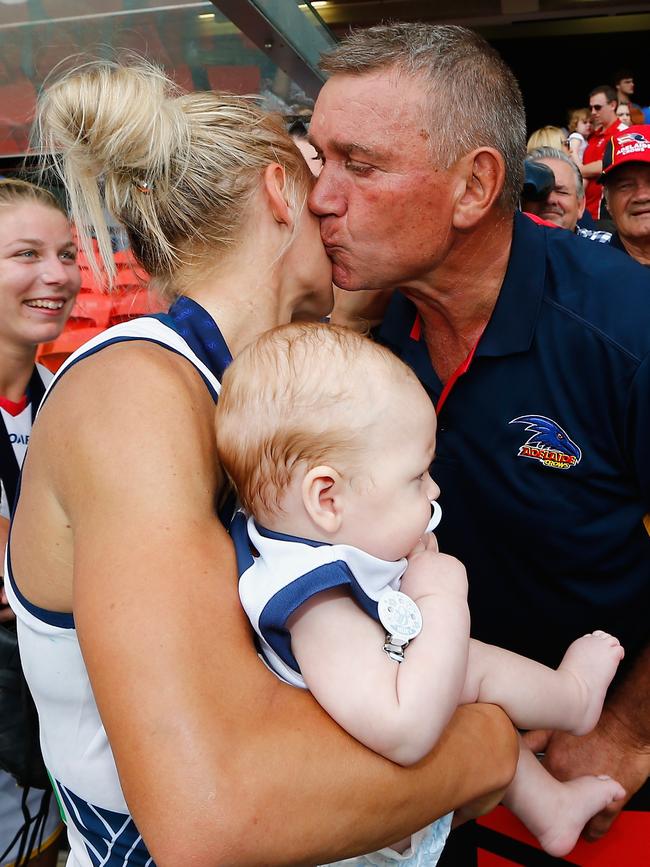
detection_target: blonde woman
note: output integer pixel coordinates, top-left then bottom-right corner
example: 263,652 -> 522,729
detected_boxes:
6,62 -> 516,866
526,125 -> 569,153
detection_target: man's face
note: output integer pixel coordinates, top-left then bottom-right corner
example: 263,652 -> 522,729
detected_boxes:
605,164 -> 650,246
524,158 -> 585,231
308,70 -> 458,291
590,92 -> 617,130
618,77 -> 635,97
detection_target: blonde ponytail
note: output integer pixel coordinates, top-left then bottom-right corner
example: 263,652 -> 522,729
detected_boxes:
35,60 -> 312,299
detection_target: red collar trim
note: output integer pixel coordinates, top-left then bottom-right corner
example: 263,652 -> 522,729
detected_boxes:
0,394 -> 28,416
409,313 -> 481,413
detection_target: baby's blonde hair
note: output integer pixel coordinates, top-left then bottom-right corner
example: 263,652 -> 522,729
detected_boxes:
35,60 -> 313,300
568,108 -> 590,133
216,322 -> 419,517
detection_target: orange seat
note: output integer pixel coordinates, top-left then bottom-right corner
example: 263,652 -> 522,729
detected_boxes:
36,327 -> 104,373
109,290 -> 165,326
69,294 -> 113,330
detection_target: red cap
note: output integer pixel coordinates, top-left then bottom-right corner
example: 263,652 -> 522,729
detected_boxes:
601,125 -> 650,181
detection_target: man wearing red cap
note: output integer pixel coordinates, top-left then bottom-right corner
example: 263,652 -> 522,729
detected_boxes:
601,125 -> 650,266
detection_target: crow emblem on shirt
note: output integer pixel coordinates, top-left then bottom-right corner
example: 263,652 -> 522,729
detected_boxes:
510,415 -> 582,469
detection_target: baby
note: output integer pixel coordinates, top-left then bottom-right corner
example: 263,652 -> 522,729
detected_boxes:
567,107 -> 593,165
216,322 -> 625,865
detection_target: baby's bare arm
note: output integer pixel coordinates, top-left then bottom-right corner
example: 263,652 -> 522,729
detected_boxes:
290,542 -> 471,765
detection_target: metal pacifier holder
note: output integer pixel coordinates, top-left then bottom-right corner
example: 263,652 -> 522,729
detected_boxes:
378,500 -> 442,663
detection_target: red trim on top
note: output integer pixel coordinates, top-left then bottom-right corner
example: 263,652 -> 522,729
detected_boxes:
436,340 -> 480,414
0,394 -> 28,416
523,211 -> 560,229
409,313 -> 481,414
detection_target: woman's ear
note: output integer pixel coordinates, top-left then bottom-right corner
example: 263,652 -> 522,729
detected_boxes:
302,465 -> 344,535
263,162 -> 294,228
452,148 -> 506,230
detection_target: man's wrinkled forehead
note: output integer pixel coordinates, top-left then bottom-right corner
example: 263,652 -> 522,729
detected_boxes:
309,70 -> 430,154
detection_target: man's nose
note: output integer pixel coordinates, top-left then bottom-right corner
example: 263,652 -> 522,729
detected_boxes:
308,166 -> 346,218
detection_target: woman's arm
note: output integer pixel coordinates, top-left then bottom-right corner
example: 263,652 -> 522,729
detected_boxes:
42,343 -> 518,867
289,545 -> 471,766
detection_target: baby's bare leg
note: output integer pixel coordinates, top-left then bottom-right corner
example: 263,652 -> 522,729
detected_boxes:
461,633 -> 623,735
502,740 -> 625,857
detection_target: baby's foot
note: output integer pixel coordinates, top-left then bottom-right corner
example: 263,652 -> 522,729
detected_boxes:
559,631 -> 624,736
537,775 -> 625,857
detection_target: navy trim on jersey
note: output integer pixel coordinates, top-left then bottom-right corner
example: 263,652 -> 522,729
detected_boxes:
152,295 -> 232,379
48,335 -> 222,402
4,544 -> 74,629
254,523 -> 327,549
57,781 -> 153,866
258,560 -> 379,671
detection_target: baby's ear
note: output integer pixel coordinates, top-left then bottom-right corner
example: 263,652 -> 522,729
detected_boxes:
302,466 -> 344,534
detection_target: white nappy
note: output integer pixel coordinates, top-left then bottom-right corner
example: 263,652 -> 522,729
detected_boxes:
324,812 -> 454,867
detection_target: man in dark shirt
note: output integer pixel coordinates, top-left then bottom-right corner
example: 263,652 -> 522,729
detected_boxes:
310,22 -> 649,863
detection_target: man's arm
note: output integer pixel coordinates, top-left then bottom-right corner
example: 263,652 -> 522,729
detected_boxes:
41,343 -> 517,867
581,160 -> 603,179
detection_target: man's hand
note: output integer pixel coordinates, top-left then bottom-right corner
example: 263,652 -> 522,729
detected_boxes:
522,708 -> 650,841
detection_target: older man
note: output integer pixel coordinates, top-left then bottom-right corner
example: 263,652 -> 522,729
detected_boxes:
523,147 -> 586,231
601,125 -> 650,266
310,22 -> 649,863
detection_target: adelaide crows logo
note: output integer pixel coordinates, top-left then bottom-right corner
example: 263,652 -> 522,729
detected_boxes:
510,415 -> 582,470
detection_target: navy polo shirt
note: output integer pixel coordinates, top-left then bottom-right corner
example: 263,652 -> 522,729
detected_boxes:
377,211 -> 650,670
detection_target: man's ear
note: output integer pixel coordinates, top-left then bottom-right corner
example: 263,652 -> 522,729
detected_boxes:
302,465 -> 344,534
263,162 -> 294,228
452,148 -> 506,230
577,196 -> 586,220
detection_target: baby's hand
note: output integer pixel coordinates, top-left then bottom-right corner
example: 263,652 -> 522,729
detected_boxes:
401,537 -> 468,601
408,531 -> 439,558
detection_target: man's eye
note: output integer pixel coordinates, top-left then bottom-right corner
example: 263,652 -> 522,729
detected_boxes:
346,160 -> 373,176
18,250 -> 36,258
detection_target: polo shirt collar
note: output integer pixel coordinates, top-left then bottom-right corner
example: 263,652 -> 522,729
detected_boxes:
475,210 -> 545,357
377,211 -> 545,374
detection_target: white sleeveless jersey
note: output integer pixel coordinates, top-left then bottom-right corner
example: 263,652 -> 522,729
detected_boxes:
5,308 -> 224,867
233,513 -> 406,688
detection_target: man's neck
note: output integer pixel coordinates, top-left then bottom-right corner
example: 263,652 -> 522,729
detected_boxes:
619,234 -> 650,266
401,212 -> 514,383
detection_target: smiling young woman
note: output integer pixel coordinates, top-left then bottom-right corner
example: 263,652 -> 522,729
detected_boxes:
0,177 -> 80,867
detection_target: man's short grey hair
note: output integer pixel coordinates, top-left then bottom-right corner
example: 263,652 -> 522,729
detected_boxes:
320,23 -> 526,211
526,146 -> 585,199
